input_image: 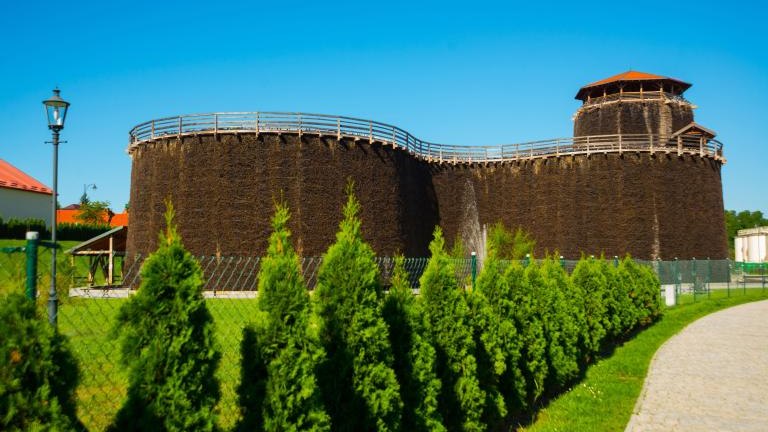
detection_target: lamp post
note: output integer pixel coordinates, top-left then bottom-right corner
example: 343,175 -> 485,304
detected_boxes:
43,88 -> 70,326
82,183 -> 97,204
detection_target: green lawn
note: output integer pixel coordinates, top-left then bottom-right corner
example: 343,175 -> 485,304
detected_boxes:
519,289 -> 768,432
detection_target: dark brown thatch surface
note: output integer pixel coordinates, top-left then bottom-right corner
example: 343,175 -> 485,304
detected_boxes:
126,133 -> 727,261
574,100 -> 694,137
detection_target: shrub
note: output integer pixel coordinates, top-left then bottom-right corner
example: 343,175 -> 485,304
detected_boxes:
419,227 -> 486,432
619,258 -> 663,325
475,254 -> 526,416
237,202 -> 329,432
537,256 -> 581,389
506,262 -> 547,405
602,258 -> 635,337
314,186 -> 402,431
0,293 -> 81,431
570,257 -> 609,358
109,203 -> 220,432
381,256 -> 444,432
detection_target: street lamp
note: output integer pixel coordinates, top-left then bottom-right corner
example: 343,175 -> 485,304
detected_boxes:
82,183 -> 97,204
43,88 -> 70,326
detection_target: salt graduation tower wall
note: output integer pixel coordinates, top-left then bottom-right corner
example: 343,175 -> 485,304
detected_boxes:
126,117 -> 728,261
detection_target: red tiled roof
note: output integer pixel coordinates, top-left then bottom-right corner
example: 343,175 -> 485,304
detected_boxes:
111,212 -> 129,226
57,209 -> 129,227
576,70 -> 692,100
0,159 -> 52,195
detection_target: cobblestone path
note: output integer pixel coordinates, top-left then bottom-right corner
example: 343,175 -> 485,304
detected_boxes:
626,300 -> 768,431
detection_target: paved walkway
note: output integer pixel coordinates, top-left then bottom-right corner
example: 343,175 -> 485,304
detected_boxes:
626,300 -> 768,432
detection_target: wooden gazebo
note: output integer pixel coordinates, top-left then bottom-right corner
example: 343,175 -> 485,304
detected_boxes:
67,226 -> 127,286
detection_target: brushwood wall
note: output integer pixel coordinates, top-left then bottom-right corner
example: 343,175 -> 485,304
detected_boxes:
126,133 -> 728,260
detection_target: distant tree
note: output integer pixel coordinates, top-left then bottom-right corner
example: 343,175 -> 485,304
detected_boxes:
419,227 -> 486,432
487,222 -> 536,260
237,202 -> 329,432
74,200 -> 111,225
382,256 -> 444,432
109,202 -> 220,432
0,293 -> 81,431
725,210 -> 768,258
315,184 -> 402,431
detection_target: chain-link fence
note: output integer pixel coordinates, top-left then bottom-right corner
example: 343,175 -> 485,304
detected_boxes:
2,247 -> 767,431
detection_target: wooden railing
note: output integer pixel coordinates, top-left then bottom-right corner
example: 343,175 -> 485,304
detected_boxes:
582,91 -> 690,106
128,112 -> 725,163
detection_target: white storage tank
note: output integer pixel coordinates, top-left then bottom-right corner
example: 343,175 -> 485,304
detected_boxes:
735,227 -> 768,262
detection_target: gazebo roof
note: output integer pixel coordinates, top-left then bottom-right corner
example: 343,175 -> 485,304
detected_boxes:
576,71 -> 692,100
67,226 -> 127,255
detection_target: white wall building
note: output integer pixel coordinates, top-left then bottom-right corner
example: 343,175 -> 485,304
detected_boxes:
735,227 -> 768,263
0,158 -> 52,225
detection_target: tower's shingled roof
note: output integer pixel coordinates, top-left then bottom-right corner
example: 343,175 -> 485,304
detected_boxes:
0,158 -> 52,195
576,71 -> 692,100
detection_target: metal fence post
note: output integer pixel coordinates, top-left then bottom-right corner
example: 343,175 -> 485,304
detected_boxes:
727,260 -> 731,298
674,257 -> 680,306
692,257 -> 697,302
471,251 -> 477,291
524,253 -> 530,268
613,255 -> 619,267
25,231 -> 39,300
707,257 -> 711,299
559,255 -> 565,268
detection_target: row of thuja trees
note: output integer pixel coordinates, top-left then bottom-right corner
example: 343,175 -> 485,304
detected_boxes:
0,188 -> 661,431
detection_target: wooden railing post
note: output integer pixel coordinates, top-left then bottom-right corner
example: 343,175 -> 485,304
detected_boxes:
256,112 -> 260,134
214,114 -> 218,140
337,118 -> 341,140
151,120 -> 155,139
178,117 -> 182,137
369,122 -> 373,142
677,136 -> 683,156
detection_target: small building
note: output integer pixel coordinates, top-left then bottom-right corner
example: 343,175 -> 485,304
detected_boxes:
0,158 -> 52,225
735,227 -> 768,263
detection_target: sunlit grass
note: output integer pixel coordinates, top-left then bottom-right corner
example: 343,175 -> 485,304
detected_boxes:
519,290 -> 768,432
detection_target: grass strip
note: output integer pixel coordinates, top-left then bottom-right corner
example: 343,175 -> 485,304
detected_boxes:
520,290 -> 768,432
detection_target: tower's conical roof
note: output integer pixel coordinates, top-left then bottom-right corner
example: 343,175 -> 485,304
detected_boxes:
576,71 -> 692,100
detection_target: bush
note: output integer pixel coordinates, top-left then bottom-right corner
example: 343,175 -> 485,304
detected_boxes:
381,256 -> 444,431
314,186 -> 402,431
570,257 -> 609,358
419,227 -> 486,432
0,293 -> 81,431
0,217 -> 111,241
618,258 -> 662,326
506,262 -> 548,405
237,203 -> 329,432
109,203 -> 220,432
536,256 -> 581,389
475,254 -> 525,416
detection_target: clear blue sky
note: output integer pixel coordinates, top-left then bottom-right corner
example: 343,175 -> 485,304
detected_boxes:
1,0 -> 766,214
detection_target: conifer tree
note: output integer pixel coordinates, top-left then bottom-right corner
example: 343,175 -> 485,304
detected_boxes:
237,203 -> 330,432
618,258 -> 662,326
315,185 -> 402,432
601,258 -> 633,338
110,202 -> 220,432
0,293 -> 81,432
570,257 -> 609,358
505,262 -> 547,405
419,227 -> 486,432
381,256 -> 444,432
465,287 -> 508,428
537,257 -> 581,389
474,233 -> 525,418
